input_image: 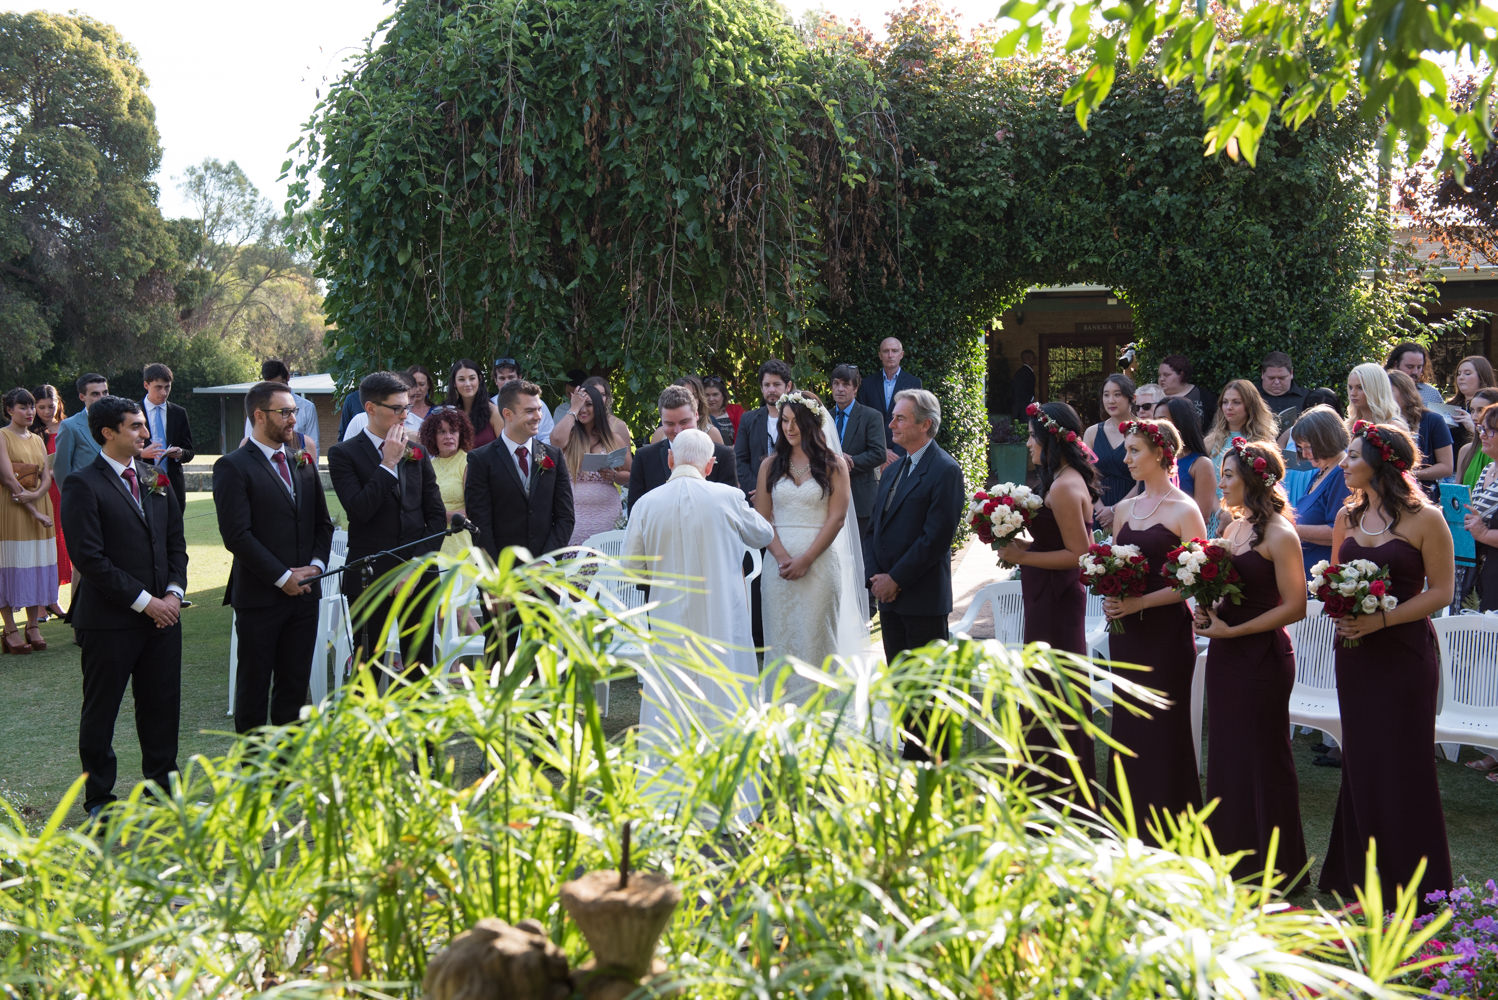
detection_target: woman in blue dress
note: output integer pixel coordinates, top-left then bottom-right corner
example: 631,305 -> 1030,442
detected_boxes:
1083,373 -> 1137,533
1287,405 -> 1351,576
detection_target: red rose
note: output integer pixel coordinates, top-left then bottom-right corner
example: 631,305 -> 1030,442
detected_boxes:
975,491 -> 989,501
999,496 -> 1015,507
1096,544 -> 1112,558
1204,544 -> 1225,560
1200,562 -> 1219,580
408,446 -> 424,461
1253,457 -> 1267,473
540,453 -> 556,471
1066,430 -> 1078,442
984,500 -> 998,514
1098,576 -> 1121,595
155,473 -> 169,489
1167,547 -> 1185,561
1026,402 -> 1040,417
1368,580 -> 1386,596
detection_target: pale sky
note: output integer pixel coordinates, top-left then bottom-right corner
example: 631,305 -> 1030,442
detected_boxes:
17,0 -> 1001,220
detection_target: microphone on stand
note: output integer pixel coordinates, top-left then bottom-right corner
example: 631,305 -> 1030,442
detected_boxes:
449,512 -> 481,537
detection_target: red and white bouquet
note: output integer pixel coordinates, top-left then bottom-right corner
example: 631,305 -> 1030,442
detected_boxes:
1165,537 -> 1244,610
968,483 -> 1042,566
1079,541 -> 1151,632
1307,558 -> 1398,648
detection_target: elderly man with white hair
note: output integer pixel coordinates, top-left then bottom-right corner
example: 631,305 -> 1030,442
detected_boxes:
623,428 -> 773,733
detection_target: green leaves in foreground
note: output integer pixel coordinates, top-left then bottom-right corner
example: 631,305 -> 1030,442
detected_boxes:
0,553 -> 1433,997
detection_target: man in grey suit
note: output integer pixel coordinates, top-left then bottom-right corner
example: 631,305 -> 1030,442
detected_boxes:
54,373 -> 109,488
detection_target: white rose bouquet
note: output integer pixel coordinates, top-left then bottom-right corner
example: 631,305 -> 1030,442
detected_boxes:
1307,558 -> 1398,648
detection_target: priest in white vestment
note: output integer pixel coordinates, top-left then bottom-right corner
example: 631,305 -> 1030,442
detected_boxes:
622,429 -> 773,735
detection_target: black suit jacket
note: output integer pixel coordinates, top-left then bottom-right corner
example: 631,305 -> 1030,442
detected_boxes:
856,369 -> 923,454
465,437 -> 575,559
1010,364 -> 1036,420
733,406 -> 776,497
143,400 -> 195,505
832,400 -> 888,519
213,442 -> 335,610
867,441 -> 964,616
60,454 -> 189,631
627,439 -> 738,512
328,435 -> 447,565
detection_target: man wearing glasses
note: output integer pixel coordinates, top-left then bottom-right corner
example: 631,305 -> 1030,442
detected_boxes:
490,358 -> 556,444
1132,383 -> 1164,417
341,370 -> 425,441
327,371 -> 446,676
213,381 -> 334,733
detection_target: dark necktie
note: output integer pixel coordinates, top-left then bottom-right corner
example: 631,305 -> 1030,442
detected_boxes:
835,408 -> 847,439
271,451 -> 294,491
121,466 -> 140,503
884,459 -> 910,512
516,444 -> 529,478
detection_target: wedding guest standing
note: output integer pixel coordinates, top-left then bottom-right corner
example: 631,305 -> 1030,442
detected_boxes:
997,402 -> 1099,792
53,373 -> 108,488
858,337 -> 921,463
466,379 -> 575,563
1318,421 -> 1453,907
1388,370 -> 1454,492
1455,387 -> 1498,488
1157,354 -> 1216,424
1345,362 -> 1404,429
406,364 -> 436,424
31,385 -> 68,617
1458,404 -> 1498,774
1444,354 -> 1496,456
1192,439 -> 1309,889
0,389 -> 59,654
1204,379 -> 1278,532
552,383 -> 632,545
419,407 -> 476,560
1287,406 -> 1351,575
447,359 -> 503,449
1082,374 -> 1136,532
702,375 -> 742,444
139,363 -> 194,515
1153,396 -> 1217,525
1102,418 -> 1207,840
649,376 -> 724,445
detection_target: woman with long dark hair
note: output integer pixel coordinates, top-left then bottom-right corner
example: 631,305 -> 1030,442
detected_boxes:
406,364 -> 436,422
1317,421 -> 1453,906
1102,418 -> 1207,839
30,384 -> 68,614
1446,353 -> 1496,447
1388,369 -> 1454,492
0,388 -> 58,653
552,383 -> 633,545
447,359 -> 503,448
755,391 -> 860,701
996,401 -> 1100,791
1082,373 -> 1137,531
1193,438 -> 1309,889
1153,395 -> 1217,525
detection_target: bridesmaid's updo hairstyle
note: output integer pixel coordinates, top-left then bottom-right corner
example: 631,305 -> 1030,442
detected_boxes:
1223,439 -> 1290,547
1347,421 -> 1425,530
770,391 -> 835,497
1028,401 -> 1100,502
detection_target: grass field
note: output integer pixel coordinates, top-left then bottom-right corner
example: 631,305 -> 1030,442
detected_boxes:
0,491 -> 1492,898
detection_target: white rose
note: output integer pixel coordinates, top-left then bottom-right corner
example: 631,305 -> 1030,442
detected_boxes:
1381,595 -> 1398,611
1361,595 -> 1379,614
1337,582 -> 1358,596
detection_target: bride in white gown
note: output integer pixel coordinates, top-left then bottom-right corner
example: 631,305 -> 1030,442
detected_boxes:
754,390 -> 871,705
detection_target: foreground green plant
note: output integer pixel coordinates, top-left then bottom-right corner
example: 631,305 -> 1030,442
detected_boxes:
0,553 -> 1435,997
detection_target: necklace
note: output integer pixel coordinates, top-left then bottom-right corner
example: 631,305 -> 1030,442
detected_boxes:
789,460 -> 811,481
1356,510 -> 1392,536
1130,491 -> 1169,520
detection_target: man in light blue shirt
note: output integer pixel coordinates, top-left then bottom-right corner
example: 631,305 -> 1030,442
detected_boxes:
53,373 -> 109,488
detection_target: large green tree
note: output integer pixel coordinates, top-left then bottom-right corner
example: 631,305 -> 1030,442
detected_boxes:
0,11 -> 180,374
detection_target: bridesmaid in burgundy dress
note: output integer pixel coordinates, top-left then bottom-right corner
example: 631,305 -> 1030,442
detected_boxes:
998,401 -> 1101,795
1193,439 -> 1309,890
1103,419 -> 1207,841
1319,421 -> 1453,906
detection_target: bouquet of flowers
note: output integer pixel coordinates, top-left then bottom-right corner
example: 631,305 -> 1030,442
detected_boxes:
1079,542 -> 1151,632
968,483 -> 1043,566
1307,558 -> 1398,648
1164,538 -> 1244,612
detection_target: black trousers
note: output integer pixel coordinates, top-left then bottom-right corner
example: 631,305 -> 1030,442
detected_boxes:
78,624 -> 181,813
233,596 -> 320,733
345,564 -> 438,681
879,609 -> 952,762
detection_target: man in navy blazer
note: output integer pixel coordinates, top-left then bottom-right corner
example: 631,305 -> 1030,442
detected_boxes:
328,371 -> 447,675
214,380 -> 335,733
732,359 -> 793,501
867,388 -> 964,761
628,385 -> 738,511
856,337 -> 922,462
60,395 -> 188,820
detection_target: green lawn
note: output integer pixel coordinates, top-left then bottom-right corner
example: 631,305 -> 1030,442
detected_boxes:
1,492 -> 1493,897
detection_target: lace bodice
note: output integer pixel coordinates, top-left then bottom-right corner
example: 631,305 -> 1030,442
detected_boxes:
771,475 -> 831,530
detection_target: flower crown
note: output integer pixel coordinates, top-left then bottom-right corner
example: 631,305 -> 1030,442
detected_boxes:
1230,436 -> 1279,488
1120,419 -> 1176,465
1026,402 -> 1097,460
1351,420 -> 1410,471
778,390 -> 824,419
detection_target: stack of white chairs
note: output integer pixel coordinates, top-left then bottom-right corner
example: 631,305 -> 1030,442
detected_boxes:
1284,599 -> 1341,748
1434,612 -> 1498,761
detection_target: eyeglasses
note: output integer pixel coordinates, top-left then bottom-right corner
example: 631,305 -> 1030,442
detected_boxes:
1479,425 -> 1498,439
1131,403 -> 1154,413
374,402 -> 411,415
258,407 -> 298,418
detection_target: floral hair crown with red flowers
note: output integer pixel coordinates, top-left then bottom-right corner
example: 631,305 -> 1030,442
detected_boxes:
1026,401 -> 1097,460
1351,420 -> 1410,471
1120,419 -> 1176,465
1230,437 -> 1279,488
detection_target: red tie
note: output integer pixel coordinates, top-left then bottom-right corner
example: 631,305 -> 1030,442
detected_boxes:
121,466 -> 140,502
271,451 -> 294,490
516,445 -> 529,478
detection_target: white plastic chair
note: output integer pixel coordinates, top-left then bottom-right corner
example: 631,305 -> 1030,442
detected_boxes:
1433,613 -> 1498,760
1285,599 -> 1342,748
952,579 -> 1025,645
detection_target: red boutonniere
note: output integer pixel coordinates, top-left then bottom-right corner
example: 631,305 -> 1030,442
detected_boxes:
294,450 -> 312,469
403,444 -> 424,463
539,453 -> 556,473
143,466 -> 170,496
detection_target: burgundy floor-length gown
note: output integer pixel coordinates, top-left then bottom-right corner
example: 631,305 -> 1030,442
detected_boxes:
1020,505 -> 1096,792
1204,548 -> 1308,889
1319,537 -> 1452,905
1107,521 -> 1202,837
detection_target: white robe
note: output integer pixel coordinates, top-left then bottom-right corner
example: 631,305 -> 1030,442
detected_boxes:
622,465 -> 773,734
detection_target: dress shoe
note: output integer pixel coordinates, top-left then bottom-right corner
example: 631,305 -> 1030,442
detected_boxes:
1312,754 -> 1342,768
1311,741 -> 1333,753
1,629 -> 29,655
23,625 -> 45,651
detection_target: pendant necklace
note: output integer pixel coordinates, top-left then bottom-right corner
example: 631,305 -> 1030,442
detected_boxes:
789,460 -> 811,481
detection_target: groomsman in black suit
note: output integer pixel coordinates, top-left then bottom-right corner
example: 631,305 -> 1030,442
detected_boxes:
856,337 -> 922,463
627,384 -> 738,511
60,395 -> 188,821
140,362 -> 195,514
213,380 -> 335,733
827,365 -> 888,538
466,378 -> 575,561
327,371 -> 447,675
868,388 -> 964,761
733,358 -> 793,501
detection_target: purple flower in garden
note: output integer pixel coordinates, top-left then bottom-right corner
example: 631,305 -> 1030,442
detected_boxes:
1474,915 -> 1498,936
1434,978 -> 1450,993
1428,889 -> 1450,904
1456,938 -> 1479,960
1454,886 -> 1475,902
